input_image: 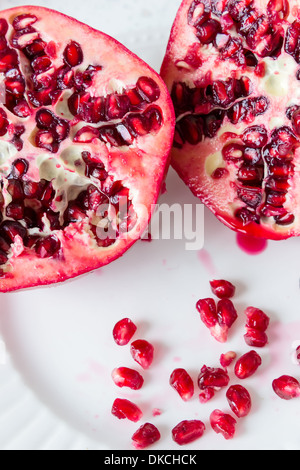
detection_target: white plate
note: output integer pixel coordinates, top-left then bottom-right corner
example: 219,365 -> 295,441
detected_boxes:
1,0 -> 300,451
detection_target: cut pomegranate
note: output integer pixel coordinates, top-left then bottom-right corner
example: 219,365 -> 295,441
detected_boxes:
210,279 -> 236,298
111,367 -> 144,390
226,384 -> 252,417
272,375 -> 300,400
169,368 -> 195,401
130,339 -> 154,369
0,6 -> 174,292
111,398 -> 143,422
234,350 -> 262,379
172,420 -> 206,445
161,0 -> 300,240
113,318 -> 137,346
196,297 -> 237,342
131,423 -> 161,449
210,409 -> 237,440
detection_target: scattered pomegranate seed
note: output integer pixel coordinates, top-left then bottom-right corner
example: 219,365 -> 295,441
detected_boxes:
131,422 -> 161,449
234,350 -> 262,379
210,409 -> 237,440
112,318 -> 137,346
199,387 -> 215,403
196,297 -> 237,343
245,307 -> 270,332
210,279 -> 236,299
111,398 -> 143,422
220,351 -> 237,368
272,375 -> 300,400
111,367 -> 144,390
130,339 -> 154,369
196,297 -> 217,328
169,368 -> 194,401
296,345 -> 300,364
198,365 -> 230,390
226,384 -> 252,418
172,420 -> 206,445
244,328 -> 268,348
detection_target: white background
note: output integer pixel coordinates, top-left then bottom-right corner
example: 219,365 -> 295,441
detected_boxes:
0,0 -> 300,451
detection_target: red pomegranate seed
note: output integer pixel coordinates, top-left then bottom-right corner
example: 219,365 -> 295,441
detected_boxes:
220,351 -> 237,368
198,365 -> 230,390
111,398 -> 143,422
136,76 -> 160,103
210,279 -> 236,299
113,318 -> 137,346
169,368 -> 195,401
172,420 -> 206,446
244,328 -> 268,348
226,384 -> 252,418
296,345 -> 300,364
234,350 -> 262,379
217,298 -> 238,329
131,423 -> 160,449
13,13 -> 38,31
111,367 -> 144,390
210,409 -> 237,440
130,339 -> 154,369
9,158 -> 29,178
245,307 -> 270,332
63,41 -> 83,67
272,375 -> 300,400
196,298 -> 217,328
199,388 -> 215,403
35,235 -> 61,258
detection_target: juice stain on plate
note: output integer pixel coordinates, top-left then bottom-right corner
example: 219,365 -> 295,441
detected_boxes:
197,249 -> 217,276
236,232 -> 268,255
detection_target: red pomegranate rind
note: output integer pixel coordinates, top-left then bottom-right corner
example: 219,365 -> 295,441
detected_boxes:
161,0 -> 300,241
111,398 -> 143,422
0,6 -> 174,292
131,422 -> 161,449
226,384 -> 252,417
169,368 -> 195,401
272,375 -> 300,400
210,409 -> 237,440
172,420 -> 206,445
113,318 -> 137,346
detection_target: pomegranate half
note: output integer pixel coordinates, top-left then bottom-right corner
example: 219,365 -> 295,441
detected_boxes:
0,6 -> 174,292
161,0 -> 300,240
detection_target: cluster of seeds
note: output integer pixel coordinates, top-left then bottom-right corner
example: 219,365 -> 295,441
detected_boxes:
109,279 -> 300,448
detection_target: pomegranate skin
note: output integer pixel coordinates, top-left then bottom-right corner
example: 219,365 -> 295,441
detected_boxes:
161,0 -> 300,241
0,6 -> 175,292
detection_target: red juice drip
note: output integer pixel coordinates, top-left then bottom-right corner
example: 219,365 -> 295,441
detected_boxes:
236,232 -> 268,255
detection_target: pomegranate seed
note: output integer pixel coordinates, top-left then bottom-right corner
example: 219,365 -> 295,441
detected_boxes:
244,328 -> 268,348
172,420 -> 206,446
6,202 -> 24,220
112,318 -> 137,346
220,351 -> 237,368
234,350 -> 262,379
111,367 -> 144,390
245,307 -> 270,332
210,279 -> 236,299
63,41 -> 83,67
210,410 -> 237,440
13,14 -> 38,31
199,388 -> 215,403
111,398 -> 143,422
0,220 -> 27,243
131,423 -> 160,449
196,298 -> 217,328
217,298 -> 238,329
196,19 -> 221,44
226,384 -> 252,418
272,375 -> 300,400
211,167 -> 229,179
0,19 -> 8,36
9,158 -> 29,178
198,365 -> 230,390
169,368 -> 195,401
35,235 -> 61,258
130,339 -> 154,369
242,125 -> 268,148
136,76 -> 160,103
296,345 -> 300,364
